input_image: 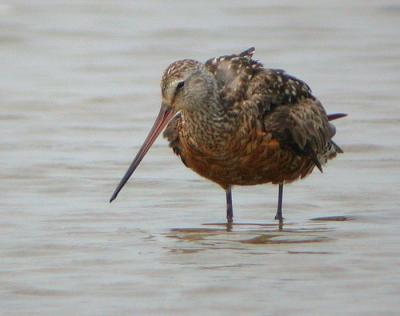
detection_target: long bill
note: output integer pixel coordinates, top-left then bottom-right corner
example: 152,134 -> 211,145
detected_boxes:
110,104 -> 175,202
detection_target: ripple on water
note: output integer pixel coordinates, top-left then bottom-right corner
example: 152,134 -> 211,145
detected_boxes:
166,220 -> 334,251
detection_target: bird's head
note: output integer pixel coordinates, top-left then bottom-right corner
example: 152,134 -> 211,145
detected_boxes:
110,59 -> 216,202
161,59 -> 217,113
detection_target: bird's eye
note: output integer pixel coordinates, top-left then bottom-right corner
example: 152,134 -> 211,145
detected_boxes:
176,81 -> 185,90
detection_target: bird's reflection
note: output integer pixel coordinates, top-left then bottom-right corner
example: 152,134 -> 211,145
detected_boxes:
166,219 -> 335,253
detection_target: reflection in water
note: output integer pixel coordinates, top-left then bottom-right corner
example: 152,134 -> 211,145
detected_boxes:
311,216 -> 352,221
167,220 -> 332,252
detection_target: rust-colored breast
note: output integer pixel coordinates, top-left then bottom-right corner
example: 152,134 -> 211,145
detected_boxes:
164,115 -> 315,190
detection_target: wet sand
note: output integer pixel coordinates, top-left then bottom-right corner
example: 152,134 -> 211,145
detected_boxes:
1,1 -> 400,315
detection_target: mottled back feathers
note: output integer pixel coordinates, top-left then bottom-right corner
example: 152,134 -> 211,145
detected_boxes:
163,48 -> 344,185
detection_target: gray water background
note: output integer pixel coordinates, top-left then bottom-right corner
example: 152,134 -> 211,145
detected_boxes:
1,1 -> 400,315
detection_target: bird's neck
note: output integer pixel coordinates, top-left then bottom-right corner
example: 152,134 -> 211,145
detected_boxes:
181,102 -> 239,155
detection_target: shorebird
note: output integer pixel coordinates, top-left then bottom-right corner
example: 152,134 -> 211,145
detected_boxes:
110,47 -> 346,228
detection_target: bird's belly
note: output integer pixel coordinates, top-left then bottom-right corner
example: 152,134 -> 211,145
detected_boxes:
179,137 -> 315,189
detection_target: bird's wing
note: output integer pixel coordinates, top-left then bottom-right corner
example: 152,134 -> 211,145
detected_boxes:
205,47 -> 266,109
263,96 -> 334,171
206,48 -> 339,170
205,48 -> 313,108
250,69 -> 338,171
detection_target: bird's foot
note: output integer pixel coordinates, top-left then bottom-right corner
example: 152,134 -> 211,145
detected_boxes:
225,222 -> 233,232
225,216 -> 233,232
277,219 -> 283,231
274,214 -> 284,231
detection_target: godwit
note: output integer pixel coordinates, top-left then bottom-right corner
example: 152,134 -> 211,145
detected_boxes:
110,47 -> 346,227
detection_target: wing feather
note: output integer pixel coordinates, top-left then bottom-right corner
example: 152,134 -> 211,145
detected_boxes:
166,48 -> 343,173
205,48 -> 341,170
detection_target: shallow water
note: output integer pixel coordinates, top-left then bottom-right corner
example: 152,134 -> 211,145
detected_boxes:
1,1 -> 400,315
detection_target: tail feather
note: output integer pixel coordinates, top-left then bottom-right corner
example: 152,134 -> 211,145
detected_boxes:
327,113 -> 346,153
331,140 -> 344,153
327,113 -> 347,121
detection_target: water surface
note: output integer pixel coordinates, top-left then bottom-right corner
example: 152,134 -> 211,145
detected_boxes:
1,1 -> 400,315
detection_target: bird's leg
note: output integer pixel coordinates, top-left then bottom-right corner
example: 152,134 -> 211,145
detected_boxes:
275,184 -> 284,229
226,186 -> 233,224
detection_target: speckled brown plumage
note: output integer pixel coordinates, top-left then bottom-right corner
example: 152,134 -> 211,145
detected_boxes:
163,48 -> 342,189
110,47 -> 346,227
